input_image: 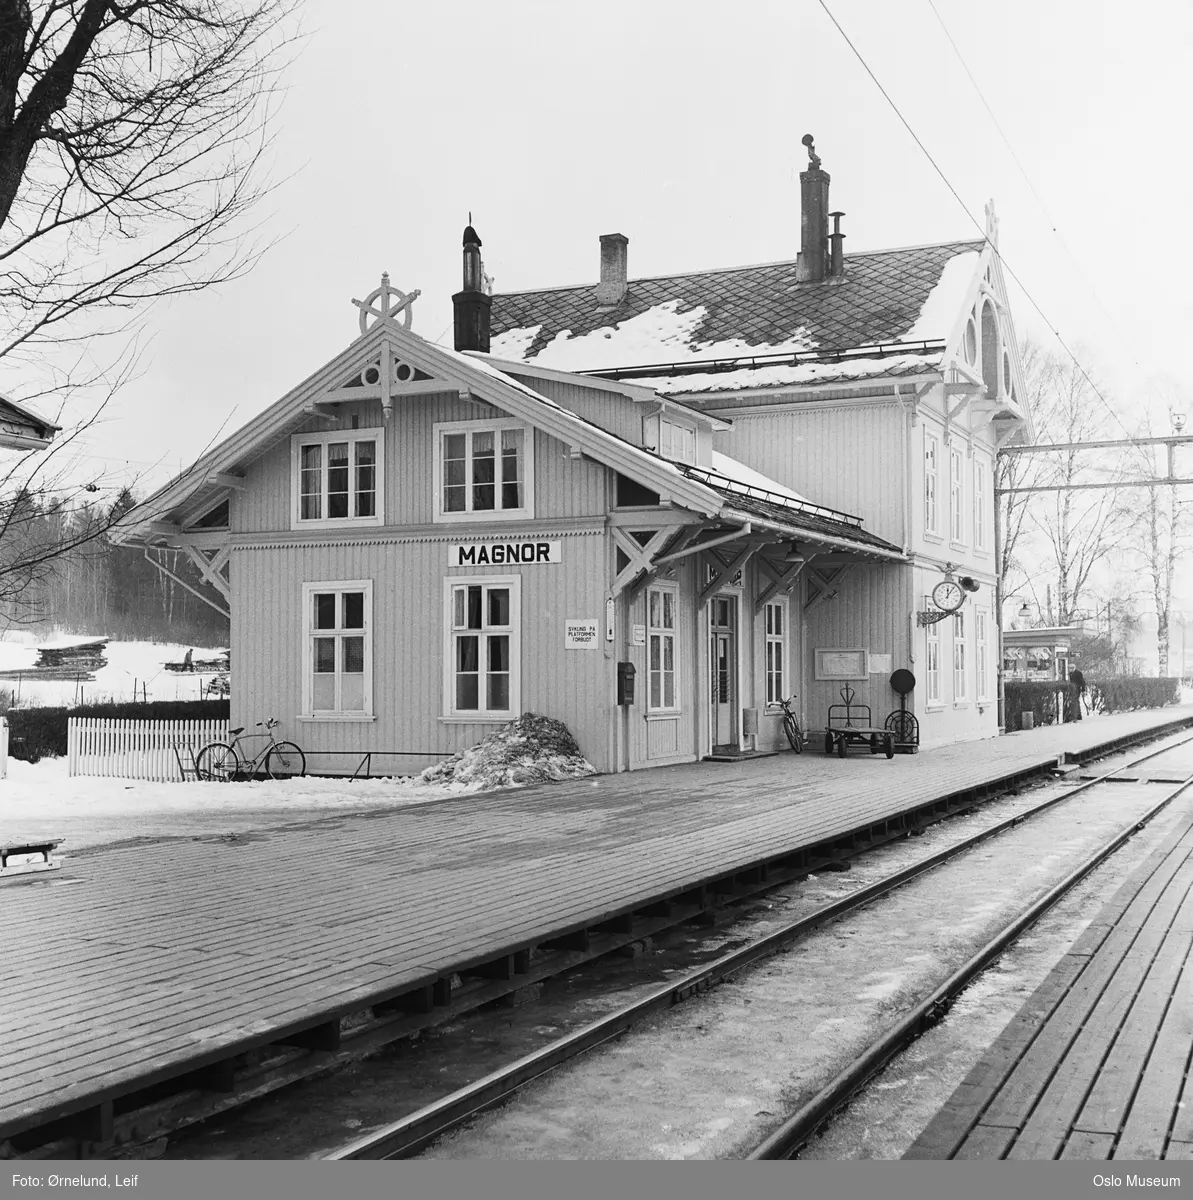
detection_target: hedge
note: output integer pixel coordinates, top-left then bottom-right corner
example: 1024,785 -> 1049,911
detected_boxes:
1005,677 -> 1178,731
4,699 -> 231,763
1004,681 -> 1063,730
1087,676 -> 1179,715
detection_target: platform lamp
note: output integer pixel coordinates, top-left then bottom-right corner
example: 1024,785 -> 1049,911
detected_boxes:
1018,600 -> 1032,624
783,541 -> 805,564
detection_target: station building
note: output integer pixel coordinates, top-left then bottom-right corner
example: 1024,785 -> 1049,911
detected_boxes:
114,143 -> 1032,772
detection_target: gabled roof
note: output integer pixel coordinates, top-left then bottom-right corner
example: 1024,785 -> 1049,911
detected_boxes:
489,241 -> 986,373
0,393 -> 60,451
111,320 -> 740,542
111,315 -> 902,563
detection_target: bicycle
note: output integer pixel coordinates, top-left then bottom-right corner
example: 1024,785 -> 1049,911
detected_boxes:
195,718 -> 306,781
778,695 -> 804,754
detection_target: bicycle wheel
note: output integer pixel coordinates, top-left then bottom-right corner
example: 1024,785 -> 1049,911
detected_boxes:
266,741 -> 306,779
783,712 -> 803,754
195,742 -> 241,782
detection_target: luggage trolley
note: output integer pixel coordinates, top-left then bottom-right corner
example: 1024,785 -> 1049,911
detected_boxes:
823,684 -> 895,759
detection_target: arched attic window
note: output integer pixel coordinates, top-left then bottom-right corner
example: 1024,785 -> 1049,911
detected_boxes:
980,300 -> 1000,398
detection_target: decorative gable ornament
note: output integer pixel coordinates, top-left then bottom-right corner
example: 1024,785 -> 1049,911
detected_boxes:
352,272 -> 421,335
338,356 -> 432,391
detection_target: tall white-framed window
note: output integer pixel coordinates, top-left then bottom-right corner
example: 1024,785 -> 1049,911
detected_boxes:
974,458 -> 987,551
764,599 -> 788,707
647,583 -> 679,711
953,610 -> 968,700
924,432 -> 939,535
950,445 -> 965,543
926,598 -> 941,704
433,419 -> 534,523
444,576 -> 520,717
658,418 -> 696,465
302,581 -> 373,718
976,609 -> 990,700
291,430 -> 384,530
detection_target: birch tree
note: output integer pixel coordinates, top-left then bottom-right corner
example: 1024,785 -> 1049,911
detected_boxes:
1021,349 -> 1133,625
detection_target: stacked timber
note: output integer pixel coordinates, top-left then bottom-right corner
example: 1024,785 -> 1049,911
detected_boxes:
0,636 -> 108,681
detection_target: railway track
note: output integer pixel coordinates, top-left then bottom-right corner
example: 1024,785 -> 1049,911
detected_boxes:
322,731 -> 1193,1161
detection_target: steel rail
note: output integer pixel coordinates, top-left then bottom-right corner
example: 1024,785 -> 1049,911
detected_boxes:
747,767 -> 1193,1159
327,732 -> 1193,1161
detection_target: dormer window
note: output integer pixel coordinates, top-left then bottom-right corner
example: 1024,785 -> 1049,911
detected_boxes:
291,430 -> 384,530
433,418 -> 535,523
658,417 -> 696,465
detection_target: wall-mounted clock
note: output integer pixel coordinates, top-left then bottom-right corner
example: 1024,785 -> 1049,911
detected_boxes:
932,580 -> 965,613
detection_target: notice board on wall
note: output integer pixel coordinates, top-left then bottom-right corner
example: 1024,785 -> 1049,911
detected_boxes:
814,648 -> 868,680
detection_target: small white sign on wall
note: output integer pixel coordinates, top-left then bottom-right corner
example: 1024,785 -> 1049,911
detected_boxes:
869,653 -> 892,674
565,620 -> 600,649
632,624 -> 646,647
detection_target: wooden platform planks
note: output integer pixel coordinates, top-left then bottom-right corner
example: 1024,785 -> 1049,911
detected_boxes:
906,804 -> 1193,1161
4,707 -> 1193,1145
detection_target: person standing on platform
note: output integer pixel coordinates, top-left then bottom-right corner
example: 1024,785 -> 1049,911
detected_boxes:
1069,666 -> 1086,721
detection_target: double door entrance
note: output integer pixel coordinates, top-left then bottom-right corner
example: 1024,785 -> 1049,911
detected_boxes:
709,595 -> 738,752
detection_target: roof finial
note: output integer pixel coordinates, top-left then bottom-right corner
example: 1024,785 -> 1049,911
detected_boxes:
802,133 -> 821,171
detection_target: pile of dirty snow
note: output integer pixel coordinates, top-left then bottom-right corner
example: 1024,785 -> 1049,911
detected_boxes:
421,713 -> 596,788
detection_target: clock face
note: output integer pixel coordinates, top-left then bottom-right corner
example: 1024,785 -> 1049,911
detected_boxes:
933,580 -> 965,612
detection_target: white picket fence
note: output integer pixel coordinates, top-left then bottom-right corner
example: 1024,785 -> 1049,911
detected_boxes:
67,718 -> 229,782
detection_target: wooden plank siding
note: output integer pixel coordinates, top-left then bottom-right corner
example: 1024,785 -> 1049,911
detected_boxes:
220,383 -> 626,775
504,374 -> 644,446
910,396 -> 998,575
803,561 -> 914,738
231,530 -> 613,776
231,391 -> 610,534
711,400 -> 909,547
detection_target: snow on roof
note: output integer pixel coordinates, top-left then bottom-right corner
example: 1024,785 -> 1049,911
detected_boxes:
491,240 -> 987,369
635,351 -> 945,395
901,250 -> 981,342
490,300 -> 819,373
708,452 -> 813,504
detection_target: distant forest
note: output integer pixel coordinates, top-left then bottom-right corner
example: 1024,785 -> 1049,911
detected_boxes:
2,492 -> 229,646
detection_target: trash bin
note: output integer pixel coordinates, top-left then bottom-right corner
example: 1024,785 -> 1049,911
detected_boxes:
1021,711 -> 1035,730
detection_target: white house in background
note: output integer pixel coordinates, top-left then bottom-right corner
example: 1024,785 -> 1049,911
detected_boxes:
111,140 -> 1033,773
0,394 -> 58,451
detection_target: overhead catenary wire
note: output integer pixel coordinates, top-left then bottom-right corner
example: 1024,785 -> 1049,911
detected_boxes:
816,0 -> 1154,463
924,0 -> 1156,475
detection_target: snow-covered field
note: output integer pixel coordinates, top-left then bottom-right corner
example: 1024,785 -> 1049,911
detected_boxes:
0,634 -> 222,707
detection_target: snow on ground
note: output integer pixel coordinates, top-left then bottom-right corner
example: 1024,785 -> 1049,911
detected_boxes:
0,637 -> 223,707
0,755 -> 477,852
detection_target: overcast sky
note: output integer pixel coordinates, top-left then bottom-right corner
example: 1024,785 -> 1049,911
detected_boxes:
25,0 -> 1193,493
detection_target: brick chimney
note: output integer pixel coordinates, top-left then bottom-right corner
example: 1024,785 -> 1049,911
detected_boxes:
453,223 -> 491,352
594,233 -> 628,307
796,134 -> 830,283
